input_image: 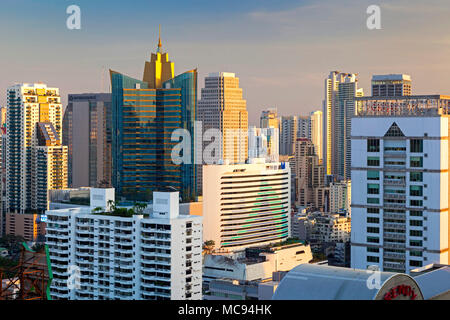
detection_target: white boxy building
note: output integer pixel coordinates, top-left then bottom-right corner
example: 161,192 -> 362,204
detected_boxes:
46,190 -> 202,300
351,95 -> 450,273
202,159 -> 291,251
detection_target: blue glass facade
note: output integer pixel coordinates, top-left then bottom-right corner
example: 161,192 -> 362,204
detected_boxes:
111,69 -> 197,201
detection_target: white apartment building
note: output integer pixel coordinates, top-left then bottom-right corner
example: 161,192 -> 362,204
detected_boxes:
329,180 -> 351,216
351,95 -> 450,274
202,159 -> 291,251
46,190 -> 202,300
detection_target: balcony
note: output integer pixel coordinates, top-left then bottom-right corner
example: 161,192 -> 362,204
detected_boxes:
383,252 -> 406,260
383,261 -> 405,270
383,179 -> 406,187
383,232 -> 406,240
383,222 -> 406,230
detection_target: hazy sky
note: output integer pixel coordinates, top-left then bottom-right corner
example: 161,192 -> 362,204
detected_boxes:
2,0 -> 450,125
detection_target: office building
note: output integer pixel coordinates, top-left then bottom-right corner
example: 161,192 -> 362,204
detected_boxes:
294,138 -> 327,210
351,95 -> 450,273
198,72 -> 248,164
297,116 -> 311,139
63,93 -> 112,188
260,108 -> 278,129
110,35 -> 197,202
6,83 -> 66,213
372,74 -> 412,97
323,71 -> 363,178
46,190 -> 202,300
248,126 -> 279,163
280,116 -> 297,156
202,159 -> 291,251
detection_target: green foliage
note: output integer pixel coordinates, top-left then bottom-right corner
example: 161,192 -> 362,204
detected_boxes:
91,200 -> 137,218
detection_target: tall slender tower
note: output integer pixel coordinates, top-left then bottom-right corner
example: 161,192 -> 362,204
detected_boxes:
310,110 -> 323,162
198,72 -> 248,164
6,83 -> 67,213
323,71 -> 363,178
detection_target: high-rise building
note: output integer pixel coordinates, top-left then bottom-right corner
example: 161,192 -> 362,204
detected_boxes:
110,35 -> 197,202
280,116 -> 297,156
63,93 -> 112,188
198,72 -> 248,164
32,122 -> 68,210
248,126 -> 279,163
323,71 -> 363,178
202,159 -> 291,251
310,110 -> 323,162
6,83 -> 66,213
294,138 -> 327,210
46,190 -> 202,300
260,108 -> 278,129
329,180 -> 351,217
371,74 -> 412,97
297,116 -> 311,140
351,95 -> 450,273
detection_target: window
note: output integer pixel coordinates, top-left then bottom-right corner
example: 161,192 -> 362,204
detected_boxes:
410,251 -> 422,257
410,172 -> 423,182
367,208 -> 380,214
367,184 -> 380,194
367,139 -> 380,152
367,237 -> 379,243
367,217 -> 379,223
410,199 -> 423,207
367,247 -> 379,253
410,210 -> 422,217
367,157 -> 380,167
367,198 -> 379,204
410,220 -> 423,226
410,260 -> 422,267
410,157 -> 423,168
410,230 -> 423,237
410,240 -> 422,247
367,256 -> 379,263
367,171 -> 380,180
410,139 -> 423,153
410,185 -> 423,197
367,227 -> 379,234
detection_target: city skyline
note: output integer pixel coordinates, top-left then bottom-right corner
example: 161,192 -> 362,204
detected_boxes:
3,0 -> 450,125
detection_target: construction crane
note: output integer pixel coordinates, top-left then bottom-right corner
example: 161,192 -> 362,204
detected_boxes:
0,242 -> 52,300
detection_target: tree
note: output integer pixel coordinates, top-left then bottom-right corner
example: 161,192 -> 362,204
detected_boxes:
91,206 -> 104,214
133,203 -> 147,215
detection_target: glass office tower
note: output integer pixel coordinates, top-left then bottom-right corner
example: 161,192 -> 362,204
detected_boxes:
111,46 -> 197,202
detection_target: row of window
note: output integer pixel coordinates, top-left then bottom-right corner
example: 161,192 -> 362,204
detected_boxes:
367,157 -> 423,167
367,139 -> 423,153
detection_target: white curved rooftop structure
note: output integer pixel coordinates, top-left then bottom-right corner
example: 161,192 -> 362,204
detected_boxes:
272,264 -> 424,300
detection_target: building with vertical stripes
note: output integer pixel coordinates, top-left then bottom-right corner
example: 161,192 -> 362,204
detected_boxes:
110,35 -> 197,202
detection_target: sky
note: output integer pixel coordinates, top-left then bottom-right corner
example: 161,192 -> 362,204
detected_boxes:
2,0 -> 450,125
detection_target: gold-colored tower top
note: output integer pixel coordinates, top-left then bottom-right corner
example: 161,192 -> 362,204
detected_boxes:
143,25 -> 174,88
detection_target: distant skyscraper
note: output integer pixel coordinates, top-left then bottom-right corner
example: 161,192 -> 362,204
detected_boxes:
280,116 -> 297,156
371,74 -> 412,97
297,116 -> 311,139
294,138 -> 327,210
63,93 -> 112,188
248,126 -> 279,162
198,72 -> 248,164
110,34 -> 197,201
6,83 -> 66,213
260,108 -> 278,129
323,71 -> 363,178
351,94 -> 450,273
310,110 -> 323,162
